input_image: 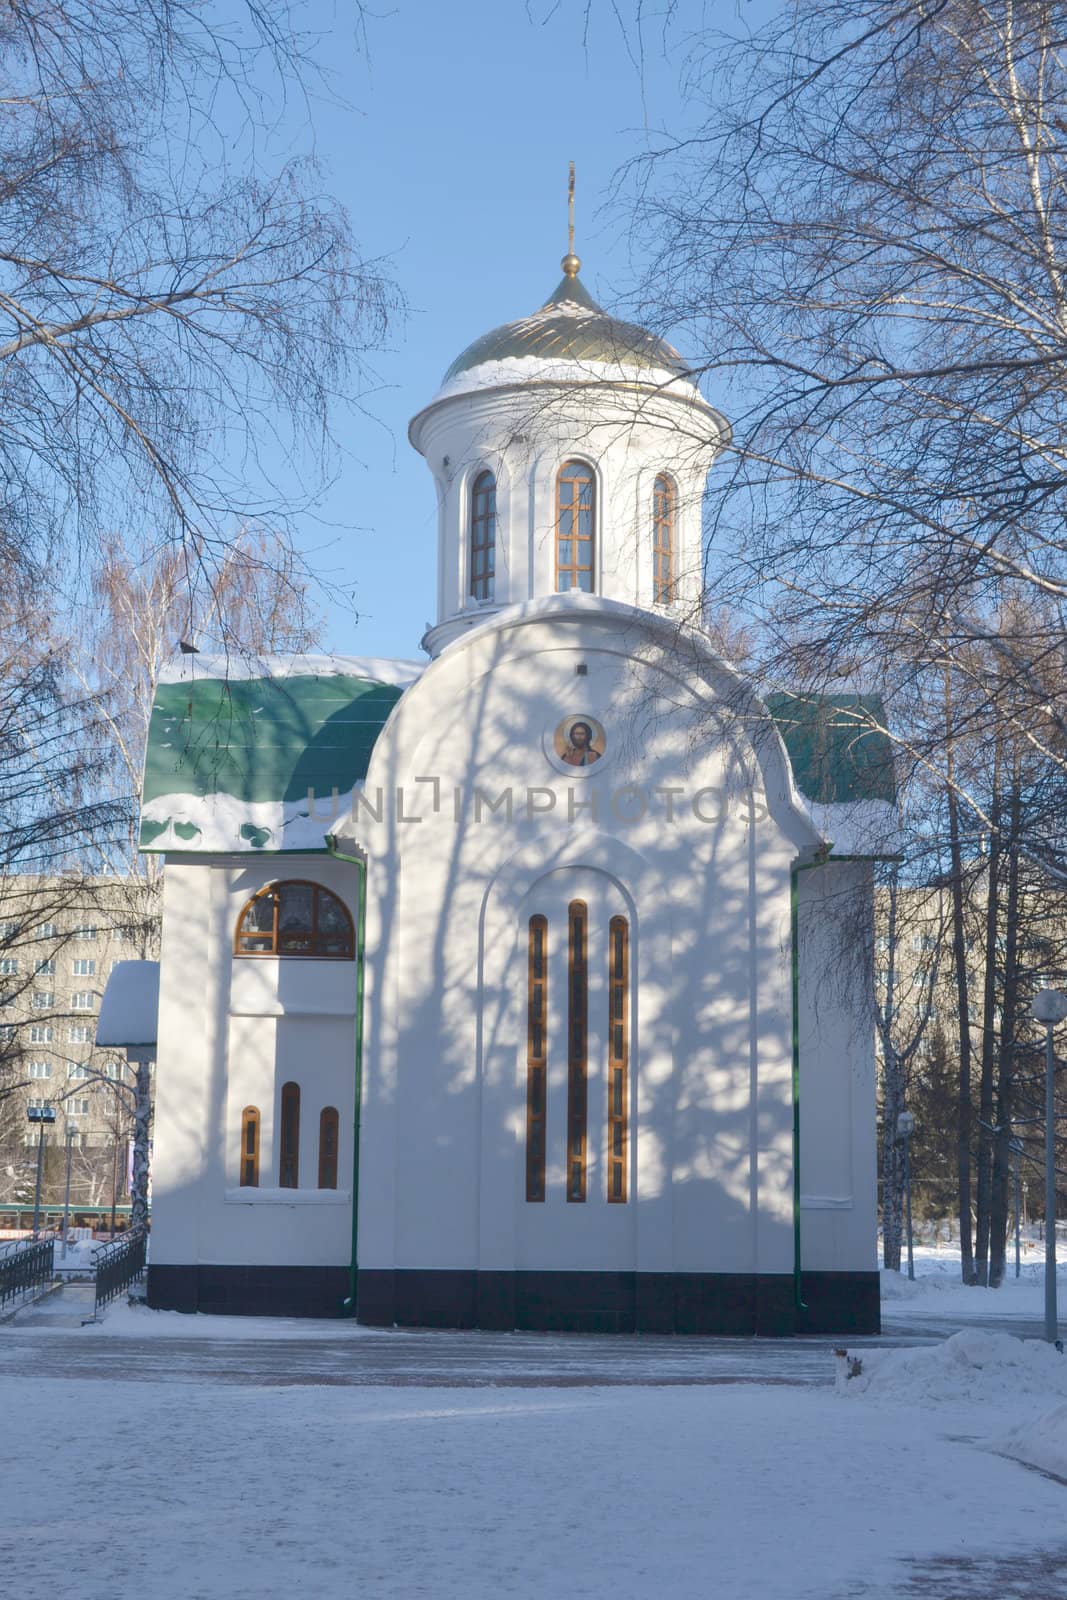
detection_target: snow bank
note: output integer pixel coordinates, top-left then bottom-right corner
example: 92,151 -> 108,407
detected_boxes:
836,1328 -> 1067,1406
997,1401 -> 1067,1481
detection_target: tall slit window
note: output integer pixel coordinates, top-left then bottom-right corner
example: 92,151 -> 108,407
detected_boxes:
240,1106 -> 260,1188
469,470 -> 496,602
567,900 -> 588,1202
525,915 -> 548,1202
279,1082 -> 300,1188
607,917 -> 629,1203
653,475 -> 675,604
318,1106 -> 339,1190
234,881 -> 354,959
556,461 -> 595,593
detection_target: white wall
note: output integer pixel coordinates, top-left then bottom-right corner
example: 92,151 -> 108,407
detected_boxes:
152,855 -> 361,1270
356,602 -> 819,1280
797,860 -> 878,1272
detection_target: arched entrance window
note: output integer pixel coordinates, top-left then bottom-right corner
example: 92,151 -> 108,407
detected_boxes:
556,461 -> 595,592
525,916 -> 548,1202
470,470 -> 496,601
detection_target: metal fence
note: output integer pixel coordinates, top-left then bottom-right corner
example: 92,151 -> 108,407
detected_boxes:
0,1235 -> 55,1312
91,1228 -> 146,1317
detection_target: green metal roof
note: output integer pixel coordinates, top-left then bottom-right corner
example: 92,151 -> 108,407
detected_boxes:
140,670 -> 407,850
442,270 -> 692,385
766,693 -> 896,806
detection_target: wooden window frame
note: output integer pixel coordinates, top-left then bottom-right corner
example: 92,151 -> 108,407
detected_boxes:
653,474 -> 675,605
279,1082 -> 300,1188
555,461 -> 596,594
607,916 -> 629,1203
233,880 -> 354,959
318,1105 -> 340,1190
525,915 -> 548,1203
469,470 -> 497,602
567,899 -> 588,1202
240,1105 -> 260,1188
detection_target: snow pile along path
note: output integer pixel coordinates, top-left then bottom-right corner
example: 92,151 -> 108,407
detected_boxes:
838,1328 -> 1067,1481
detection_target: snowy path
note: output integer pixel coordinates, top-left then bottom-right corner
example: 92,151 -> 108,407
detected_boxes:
4,1276 -> 1067,1598
2,1371 -> 1066,1600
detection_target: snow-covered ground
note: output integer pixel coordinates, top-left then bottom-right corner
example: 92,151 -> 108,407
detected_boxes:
4,1252 -> 1067,1599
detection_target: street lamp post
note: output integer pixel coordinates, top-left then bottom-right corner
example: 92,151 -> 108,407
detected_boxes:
897,1110 -> 916,1282
61,1121 -> 78,1259
1010,1136 -> 1024,1281
1031,988 -> 1067,1347
26,1104 -> 57,1238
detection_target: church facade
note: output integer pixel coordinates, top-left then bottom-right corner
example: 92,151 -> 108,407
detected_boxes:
142,252 -> 895,1334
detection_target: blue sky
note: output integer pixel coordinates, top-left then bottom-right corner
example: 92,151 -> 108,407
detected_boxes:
273,1 -> 769,660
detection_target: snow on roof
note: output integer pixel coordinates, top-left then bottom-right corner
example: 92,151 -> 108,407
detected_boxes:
97,960 -> 160,1048
140,655 -> 423,854
157,653 -> 423,689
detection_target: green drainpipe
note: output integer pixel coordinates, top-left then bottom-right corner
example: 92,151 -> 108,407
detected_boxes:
325,835 -> 367,1318
791,851 -> 880,1315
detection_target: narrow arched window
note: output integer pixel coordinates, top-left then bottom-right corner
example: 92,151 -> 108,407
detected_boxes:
318,1106 -> 339,1190
526,915 -> 548,1203
240,1106 -> 260,1188
234,881 -> 354,959
653,475 -> 675,604
607,917 -> 629,1203
556,461 -> 595,593
567,900 -> 588,1202
279,1082 -> 300,1188
470,470 -> 496,602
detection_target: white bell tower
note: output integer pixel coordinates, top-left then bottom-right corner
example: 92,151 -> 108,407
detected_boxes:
409,178 -> 730,658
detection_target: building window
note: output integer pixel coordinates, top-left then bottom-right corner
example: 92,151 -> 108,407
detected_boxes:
240,1106 -> 260,1187
27,1061 -> 51,1079
0,921 -> 19,939
106,1061 -> 126,1082
29,1024 -> 52,1043
279,1082 -> 300,1188
0,958 -> 17,976
36,923 -> 57,940
32,991 -> 54,1010
525,915 -> 548,1203
68,1024 -> 94,1043
70,1098 -> 90,1116
318,1106 -> 340,1189
27,1096 -> 51,1111
34,959 -> 55,976
234,881 -> 354,959
71,992 -> 95,1011
567,899 -> 588,1202
555,461 -> 595,593
607,916 -> 629,1203
67,1063 -> 90,1080
73,924 -> 97,941
652,475 -> 675,604
71,958 -> 95,977
0,1024 -> 14,1041
469,470 -> 496,602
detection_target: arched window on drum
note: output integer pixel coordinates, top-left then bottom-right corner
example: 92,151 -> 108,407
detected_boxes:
469,470 -> 496,602
556,461 -> 595,593
652,474 -> 675,604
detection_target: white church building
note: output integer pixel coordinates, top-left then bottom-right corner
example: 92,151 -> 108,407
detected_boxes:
141,246 -> 896,1334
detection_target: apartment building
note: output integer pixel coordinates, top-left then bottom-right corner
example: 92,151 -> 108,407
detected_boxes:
0,874 -> 158,1205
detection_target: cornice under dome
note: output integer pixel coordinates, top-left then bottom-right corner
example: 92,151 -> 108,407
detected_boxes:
441,265 -> 693,386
